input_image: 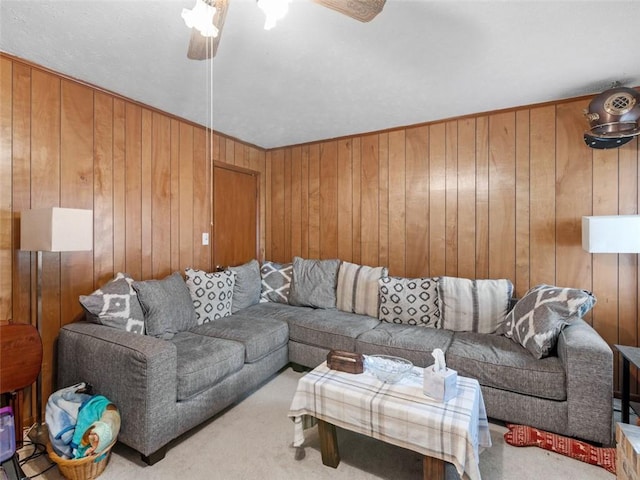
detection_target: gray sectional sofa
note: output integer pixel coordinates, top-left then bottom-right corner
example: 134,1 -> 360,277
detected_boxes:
57,259 -> 614,465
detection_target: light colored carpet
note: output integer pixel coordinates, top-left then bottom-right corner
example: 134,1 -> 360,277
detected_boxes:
20,367 -> 615,480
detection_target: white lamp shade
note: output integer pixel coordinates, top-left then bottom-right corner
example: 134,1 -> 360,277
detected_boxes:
582,215 -> 640,253
21,207 -> 93,252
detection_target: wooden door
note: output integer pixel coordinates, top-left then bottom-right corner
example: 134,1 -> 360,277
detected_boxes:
213,164 -> 258,268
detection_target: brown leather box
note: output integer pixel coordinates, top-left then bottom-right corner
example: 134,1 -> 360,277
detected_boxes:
326,350 -> 364,374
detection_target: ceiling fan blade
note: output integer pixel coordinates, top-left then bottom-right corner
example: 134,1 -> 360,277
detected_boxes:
312,0 -> 386,22
187,0 -> 229,60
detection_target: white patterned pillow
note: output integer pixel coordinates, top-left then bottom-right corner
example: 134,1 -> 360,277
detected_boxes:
79,272 -> 145,334
496,284 -> 597,358
185,268 -> 235,324
438,276 -> 514,334
378,276 -> 440,327
337,261 -> 388,317
260,261 -> 293,304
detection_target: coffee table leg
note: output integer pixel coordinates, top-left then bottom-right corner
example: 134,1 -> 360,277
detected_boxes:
317,419 -> 340,468
423,455 -> 445,480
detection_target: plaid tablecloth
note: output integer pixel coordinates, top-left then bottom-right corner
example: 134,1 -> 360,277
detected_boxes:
288,362 -> 491,480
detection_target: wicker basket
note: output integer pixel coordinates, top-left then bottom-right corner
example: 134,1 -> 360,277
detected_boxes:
46,440 -> 116,480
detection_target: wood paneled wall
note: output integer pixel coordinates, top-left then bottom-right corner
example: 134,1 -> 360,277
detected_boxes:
0,54 -> 266,423
265,99 -> 640,395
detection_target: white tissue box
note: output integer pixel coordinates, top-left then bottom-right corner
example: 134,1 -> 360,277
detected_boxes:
423,365 -> 458,402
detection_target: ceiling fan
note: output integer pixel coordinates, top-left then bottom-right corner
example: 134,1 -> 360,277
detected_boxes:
184,0 -> 387,60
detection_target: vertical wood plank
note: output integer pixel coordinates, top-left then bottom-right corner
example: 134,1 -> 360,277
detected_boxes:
308,144 -> 320,259
429,123 -> 446,276
11,62 -> 32,330
284,149 -> 292,260
405,126 -> 429,277
0,57 -> 12,321
515,110 -> 530,296
475,116 -> 490,279
193,127 -> 210,270
112,99 -> 126,274
457,118 -> 476,279
320,141 -> 338,259
270,150 -> 286,262
360,134 -> 379,267
389,129 -> 407,276
152,114 -> 172,277
337,140 -> 353,263
488,112 -> 515,281
378,133 -> 389,268
445,121 -> 458,277
60,80 -> 94,326
169,119 -> 180,273
125,103 -> 142,278
352,138 -> 361,265
179,122 -> 194,270
93,93 -> 114,286
141,109 -> 153,279
300,146 -> 310,259
291,146 -> 302,258
529,106 -> 556,287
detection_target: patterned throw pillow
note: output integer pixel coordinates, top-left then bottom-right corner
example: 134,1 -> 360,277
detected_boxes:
378,276 -> 440,327
79,272 -> 145,334
185,268 -> 235,324
133,272 -> 198,339
495,284 -> 597,359
438,276 -> 514,334
336,261 -> 388,317
289,257 -> 341,309
260,261 -> 293,304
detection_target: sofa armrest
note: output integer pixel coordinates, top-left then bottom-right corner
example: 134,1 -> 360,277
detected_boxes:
58,322 -> 178,456
557,318 -> 613,445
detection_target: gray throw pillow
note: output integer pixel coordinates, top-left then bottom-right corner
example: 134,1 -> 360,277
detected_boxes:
378,276 -> 440,327
288,257 -> 341,309
79,272 -> 145,334
133,272 -> 197,340
229,259 -> 261,313
495,284 -> 597,359
185,268 -> 235,323
260,261 -> 293,304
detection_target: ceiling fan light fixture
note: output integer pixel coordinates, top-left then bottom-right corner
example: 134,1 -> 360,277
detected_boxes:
257,0 -> 291,30
182,0 -> 219,37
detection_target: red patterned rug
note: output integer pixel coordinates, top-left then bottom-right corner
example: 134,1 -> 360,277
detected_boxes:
503,424 -> 616,474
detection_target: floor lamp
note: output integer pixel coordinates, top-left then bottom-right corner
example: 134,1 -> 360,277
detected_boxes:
20,207 -> 93,443
582,215 -> 640,424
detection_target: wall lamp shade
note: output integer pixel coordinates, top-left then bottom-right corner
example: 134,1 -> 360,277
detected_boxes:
582,215 -> 640,253
20,207 -> 93,252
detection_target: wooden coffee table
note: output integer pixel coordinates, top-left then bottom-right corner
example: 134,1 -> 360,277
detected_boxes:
288,362 -> 491,480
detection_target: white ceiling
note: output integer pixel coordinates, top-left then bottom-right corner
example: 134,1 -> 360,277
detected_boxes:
2,0 -> 639,149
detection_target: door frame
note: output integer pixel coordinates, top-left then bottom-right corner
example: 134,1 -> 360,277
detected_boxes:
213,161 -> 261,267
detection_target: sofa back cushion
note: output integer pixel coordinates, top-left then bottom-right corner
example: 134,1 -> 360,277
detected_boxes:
289,257 -> 341,309
336,261 -> 388,318
438,276 -> 514,334
133,272 -> 198,339
495,284 -> 597,358
79,272 -> 145,334
229,259 -> 261,313
185,268 -> 235,324
378,276 -> 440,327
260,261 -> 293,304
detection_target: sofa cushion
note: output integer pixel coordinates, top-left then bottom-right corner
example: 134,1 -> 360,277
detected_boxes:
190,315 -> 288,363
287,309 -> 380,352
133,272 -> 197,340
169,332 -> 245,401
446,331 -> 566,401
260,261 -> 293,304
495,284 -> 597,359
378,276 -> 440,327
185,268 -> 235,324
289,257 -> 341,309
229,259 -> 262,313
79,272 -> 145,334
438,276 -> 514,334
336,261 -> 388,318
355,322 -> 454,367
